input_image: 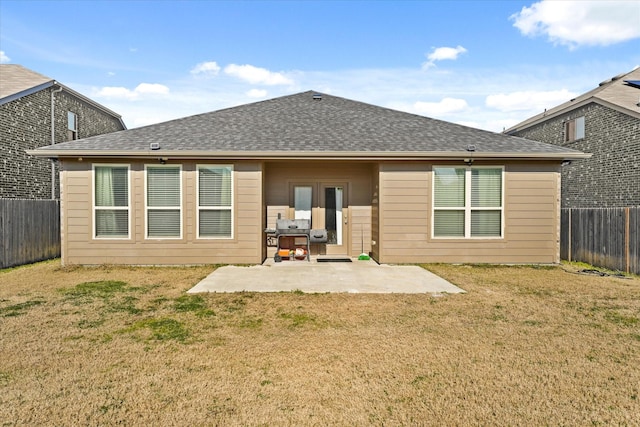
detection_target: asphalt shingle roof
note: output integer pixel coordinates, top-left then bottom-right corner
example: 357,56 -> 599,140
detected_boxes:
0,64 -> 53,101
34,91 -> 587,159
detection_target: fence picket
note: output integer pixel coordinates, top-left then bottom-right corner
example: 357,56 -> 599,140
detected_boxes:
561,207 -> 639,274
0,199 -> 61,269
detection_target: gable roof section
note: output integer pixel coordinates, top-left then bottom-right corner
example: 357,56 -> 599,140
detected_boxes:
30,91 -> 587,161
506,68 -> 640,134
0,64 -> 126,129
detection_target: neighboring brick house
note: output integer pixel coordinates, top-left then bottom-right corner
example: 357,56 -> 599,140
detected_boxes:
0,64 -> 126,199
505,68 -> 640,208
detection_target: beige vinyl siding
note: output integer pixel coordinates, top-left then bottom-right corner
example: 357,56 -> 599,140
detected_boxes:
59,159 -> 263,265
60,157 -> 561,265
350,206 -> 372,256
370,164 -> 380,261
377,162 -> 561,264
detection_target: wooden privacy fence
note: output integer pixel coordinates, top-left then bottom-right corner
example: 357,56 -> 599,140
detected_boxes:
561,207 -> 639,274
0,199 -> 60,269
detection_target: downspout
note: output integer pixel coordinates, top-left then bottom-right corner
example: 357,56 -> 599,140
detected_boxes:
51,83 -> 63,199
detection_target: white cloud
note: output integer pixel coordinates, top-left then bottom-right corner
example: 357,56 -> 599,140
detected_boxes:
135,83 -> 169,95
413,98 -> 469,115
191,61 -> 221,77
423,45 -> 467,69
96,83 -> 170,100
246,89 -> 268,98
511,0 -> 640,48
0,51 -> 10,63
224,64 -> 293,85
97,86 -> 136,100
485,89 -> 577,112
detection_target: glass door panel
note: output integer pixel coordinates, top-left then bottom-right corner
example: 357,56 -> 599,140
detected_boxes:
321,185 -> 348,255
294,186 -> 312,220
325,187 -> 343,245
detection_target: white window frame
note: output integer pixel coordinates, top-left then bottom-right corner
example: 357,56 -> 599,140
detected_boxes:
92,163 -> 131,240
197,164 -> 234,239
144,164 -> 183,240
432,166 -> 504,239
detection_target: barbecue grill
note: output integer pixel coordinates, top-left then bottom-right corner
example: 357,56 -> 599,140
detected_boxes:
266,218 -> 328,262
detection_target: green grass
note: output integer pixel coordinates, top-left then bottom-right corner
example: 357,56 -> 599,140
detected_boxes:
0,371 -> 11,385
604,311 -> 639,327
279,311 -> 320,328
60,280 -> 131,299
108,296 -> 143,314
123,318 -> 190,342
173,294 -> 215,317
0,299 -> 44,317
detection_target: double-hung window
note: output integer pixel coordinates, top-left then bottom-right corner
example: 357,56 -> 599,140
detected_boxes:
198,165 -> 233,238
433,166 -> 503,238
94,165 -> 129,238
146,165 -> 182,238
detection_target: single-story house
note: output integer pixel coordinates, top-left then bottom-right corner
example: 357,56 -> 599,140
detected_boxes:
29,91 -> 589,266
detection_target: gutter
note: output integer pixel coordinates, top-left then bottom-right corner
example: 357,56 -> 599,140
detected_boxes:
26,149 -> 592,162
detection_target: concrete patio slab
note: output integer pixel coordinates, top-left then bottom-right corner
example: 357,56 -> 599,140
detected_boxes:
188,258 -> 465,294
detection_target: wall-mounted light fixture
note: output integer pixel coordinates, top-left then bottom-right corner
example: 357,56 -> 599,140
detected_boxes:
464,158 -> 474,166
159,157 -> 168,164
561,160 -> 572,167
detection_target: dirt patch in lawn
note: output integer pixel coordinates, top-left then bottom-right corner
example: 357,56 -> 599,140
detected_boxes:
1,260 -> 639,425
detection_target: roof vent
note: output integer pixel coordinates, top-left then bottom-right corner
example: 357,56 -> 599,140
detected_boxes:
150,142 -> 160,150
466,145 -> 476,152
312,93 -> 322,100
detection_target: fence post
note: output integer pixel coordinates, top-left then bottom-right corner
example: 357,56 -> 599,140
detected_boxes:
568,209 -> 572,263
626,207 -> 630,274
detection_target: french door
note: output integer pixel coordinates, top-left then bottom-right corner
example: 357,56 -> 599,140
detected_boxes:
293,183 -> 348,255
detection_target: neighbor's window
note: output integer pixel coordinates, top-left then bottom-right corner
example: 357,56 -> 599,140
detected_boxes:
67,111 -> 78,140
564,116 -> 585,142
433,167 -> 503,238
197,165 -> 233,238
94,165 -> 129,238
146,165 -> 182,238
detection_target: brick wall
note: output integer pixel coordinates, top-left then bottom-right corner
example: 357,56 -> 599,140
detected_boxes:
510,103 -> 640,208
0,87 -> 124,199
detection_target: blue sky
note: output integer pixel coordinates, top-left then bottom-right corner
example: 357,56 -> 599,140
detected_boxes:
1,0 -> 639,131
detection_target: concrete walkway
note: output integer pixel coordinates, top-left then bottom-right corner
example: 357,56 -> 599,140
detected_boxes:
188,258 -> 465,294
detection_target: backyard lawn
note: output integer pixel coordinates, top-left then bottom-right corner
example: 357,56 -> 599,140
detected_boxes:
1,260 -> 639,426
